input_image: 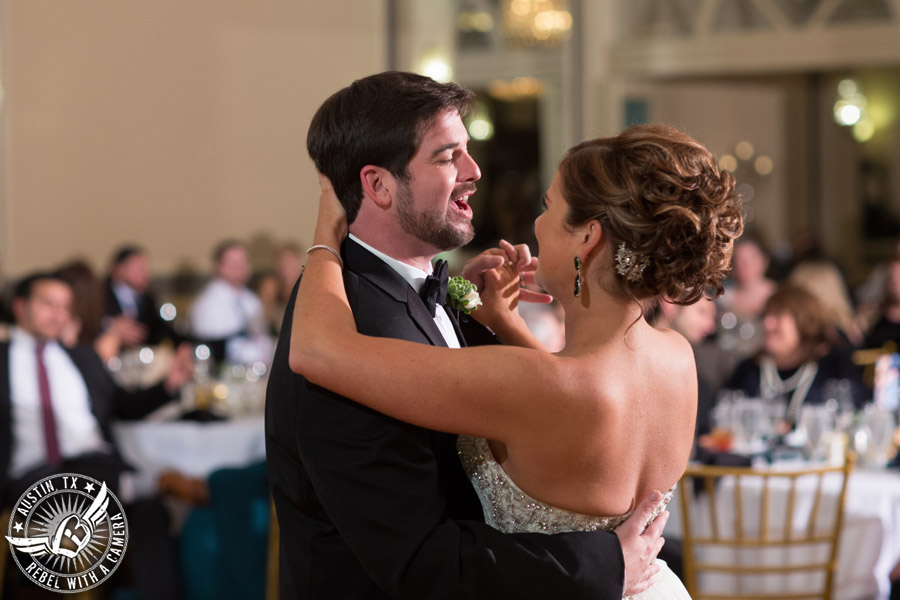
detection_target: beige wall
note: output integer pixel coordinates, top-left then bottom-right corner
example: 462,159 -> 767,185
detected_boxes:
1,1 -> 386,278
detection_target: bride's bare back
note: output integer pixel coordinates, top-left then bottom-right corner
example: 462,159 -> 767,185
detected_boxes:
492,319 -> 698,517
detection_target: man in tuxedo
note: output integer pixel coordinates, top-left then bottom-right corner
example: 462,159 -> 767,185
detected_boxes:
1,272 -> 193,599
104,245 -> 179,348
266,71 -> 665,599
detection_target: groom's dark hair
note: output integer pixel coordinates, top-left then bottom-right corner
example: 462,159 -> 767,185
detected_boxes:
307,71 -> 475,224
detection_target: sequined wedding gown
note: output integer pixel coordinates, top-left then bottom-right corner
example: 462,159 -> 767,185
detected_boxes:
457,436 -> 692,600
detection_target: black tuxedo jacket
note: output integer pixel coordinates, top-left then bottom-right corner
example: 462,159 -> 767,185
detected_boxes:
104,280 -> 179,346
265,238 -> 624,599
0,341 -> 175,501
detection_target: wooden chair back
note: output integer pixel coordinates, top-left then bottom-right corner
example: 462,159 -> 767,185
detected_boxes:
679,455 -> 855,600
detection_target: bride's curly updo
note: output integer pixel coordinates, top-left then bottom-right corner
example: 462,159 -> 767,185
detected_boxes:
559,124 -> 743,304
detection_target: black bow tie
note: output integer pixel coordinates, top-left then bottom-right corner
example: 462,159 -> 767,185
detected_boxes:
420,259 -> 449,317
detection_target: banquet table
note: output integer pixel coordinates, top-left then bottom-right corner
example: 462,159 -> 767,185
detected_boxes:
112,414 -> 266,480
665,464 -> 900,600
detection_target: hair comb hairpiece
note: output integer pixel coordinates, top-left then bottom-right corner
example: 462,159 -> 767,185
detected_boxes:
615,242 -> 649,283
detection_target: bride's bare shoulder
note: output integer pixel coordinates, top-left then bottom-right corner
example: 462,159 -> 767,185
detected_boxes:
647,326 -> 697,377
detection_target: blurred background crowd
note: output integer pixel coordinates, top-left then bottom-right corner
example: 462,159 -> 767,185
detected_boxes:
2,0 -> 900,598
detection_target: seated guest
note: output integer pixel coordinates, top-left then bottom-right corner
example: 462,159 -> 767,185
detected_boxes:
189,239 -> 271,365
724,284 -> 866,429
0,272 -> 197,599
57,259 -> 133,362
864,254 -> 900,351
716,232 -> 777,358
789,258 -> 863,349
256,242 -> 303,334
105,245 -> 179,348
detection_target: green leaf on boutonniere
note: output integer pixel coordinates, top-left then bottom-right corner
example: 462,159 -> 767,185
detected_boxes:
446,276 -> 482,314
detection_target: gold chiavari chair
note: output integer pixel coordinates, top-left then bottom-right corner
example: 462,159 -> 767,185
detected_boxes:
852,340 -> 897,388
679,454 -> 855,600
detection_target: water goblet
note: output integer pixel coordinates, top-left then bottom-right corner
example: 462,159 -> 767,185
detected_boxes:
800,404 -> 834,462
864,404 -> 897,467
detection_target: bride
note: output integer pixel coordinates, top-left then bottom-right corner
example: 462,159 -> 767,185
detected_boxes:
290,124 -> 742,598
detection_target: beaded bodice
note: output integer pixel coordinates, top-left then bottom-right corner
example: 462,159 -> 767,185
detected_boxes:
457,435 -> 674,534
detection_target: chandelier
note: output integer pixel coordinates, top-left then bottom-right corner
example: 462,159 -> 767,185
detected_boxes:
502,0 -> 572,48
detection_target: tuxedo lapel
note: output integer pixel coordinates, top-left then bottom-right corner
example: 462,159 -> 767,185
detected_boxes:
446,309 -> 468,348
343,239 -> 448,348
404,289 -> 448,348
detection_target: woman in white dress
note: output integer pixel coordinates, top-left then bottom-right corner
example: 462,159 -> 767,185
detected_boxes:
291,124 -> 743,599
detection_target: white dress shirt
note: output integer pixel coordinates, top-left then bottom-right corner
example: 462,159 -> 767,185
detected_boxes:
349,234 -> 461,349
111,280 -> 140,318
8,327 -> 108,478
189,278 -> 267,340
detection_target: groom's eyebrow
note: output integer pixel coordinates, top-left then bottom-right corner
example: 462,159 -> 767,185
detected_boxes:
431,142 -> 459,158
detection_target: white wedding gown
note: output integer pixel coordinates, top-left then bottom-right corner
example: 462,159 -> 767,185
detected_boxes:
457,436 -> 692,600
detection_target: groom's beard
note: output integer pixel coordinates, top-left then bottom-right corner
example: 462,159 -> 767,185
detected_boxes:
396,181 -> 476,252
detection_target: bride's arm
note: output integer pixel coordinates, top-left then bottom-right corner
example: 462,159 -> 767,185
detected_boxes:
468,262 -> 551,351
289,178 -> 578,441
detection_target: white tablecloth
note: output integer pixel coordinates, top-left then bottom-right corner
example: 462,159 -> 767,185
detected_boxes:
112,415 -> 266,480
666,466 -> 900,600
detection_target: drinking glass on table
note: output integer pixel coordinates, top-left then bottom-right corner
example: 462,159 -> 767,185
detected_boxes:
864,404 -> 897,467
800,404 -> 835,461
733,398 -> 765,454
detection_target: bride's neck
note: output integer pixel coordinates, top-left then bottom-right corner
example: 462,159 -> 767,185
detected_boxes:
561,290 -> 645,352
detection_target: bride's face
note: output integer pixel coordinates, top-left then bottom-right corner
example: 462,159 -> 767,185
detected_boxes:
534,172 -> 577,295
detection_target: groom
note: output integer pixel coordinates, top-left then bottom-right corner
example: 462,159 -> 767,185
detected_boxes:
265,71 -> 666,599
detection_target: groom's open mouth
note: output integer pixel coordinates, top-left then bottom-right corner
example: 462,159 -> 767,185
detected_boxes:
451,189 -> 475,218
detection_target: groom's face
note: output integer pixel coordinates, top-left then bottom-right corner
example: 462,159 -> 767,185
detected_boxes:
393,109 -> 480,252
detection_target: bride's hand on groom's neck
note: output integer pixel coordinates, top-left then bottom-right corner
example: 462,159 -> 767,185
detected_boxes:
314,172 -> 348,246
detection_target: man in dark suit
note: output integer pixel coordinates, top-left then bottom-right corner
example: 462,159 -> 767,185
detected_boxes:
104,245 -> 179,348
1,272 -> 192,599
265,72 -> 665,599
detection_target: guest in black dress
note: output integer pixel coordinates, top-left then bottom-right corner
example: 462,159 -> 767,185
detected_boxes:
724,284 -> 866,429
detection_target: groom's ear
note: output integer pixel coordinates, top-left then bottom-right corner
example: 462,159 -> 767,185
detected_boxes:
360,165 -> 395,209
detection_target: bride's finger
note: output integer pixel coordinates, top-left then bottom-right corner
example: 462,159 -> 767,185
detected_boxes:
518,289 -> 554,304
498,239 -> 519,266
511,243 -> 532,271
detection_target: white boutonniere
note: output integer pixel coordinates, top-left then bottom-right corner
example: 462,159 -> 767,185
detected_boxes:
446,276 -> 481,314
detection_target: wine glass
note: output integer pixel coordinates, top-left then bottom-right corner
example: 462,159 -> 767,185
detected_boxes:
864,404 -> 897,467
733,398 -> 764,454
800,405 -> 834,462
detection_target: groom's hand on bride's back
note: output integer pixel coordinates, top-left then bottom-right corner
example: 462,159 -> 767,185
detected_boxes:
614,490 -> 668,596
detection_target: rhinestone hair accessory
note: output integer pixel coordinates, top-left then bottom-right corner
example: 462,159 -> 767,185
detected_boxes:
615,242 -> 649,283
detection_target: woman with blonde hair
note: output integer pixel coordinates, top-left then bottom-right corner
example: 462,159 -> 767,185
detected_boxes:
788,259 -> 863,347
291,124 -> 742,598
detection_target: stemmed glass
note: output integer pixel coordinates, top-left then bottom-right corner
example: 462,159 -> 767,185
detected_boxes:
864,404 -> 897,467
799,405 -> 835,462
733,398 -> 765,454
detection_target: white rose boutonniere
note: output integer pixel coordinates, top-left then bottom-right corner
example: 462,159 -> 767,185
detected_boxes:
446,276 -> 481,314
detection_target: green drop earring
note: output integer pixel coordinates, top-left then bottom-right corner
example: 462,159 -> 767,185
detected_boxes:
573,257 -> 582,297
